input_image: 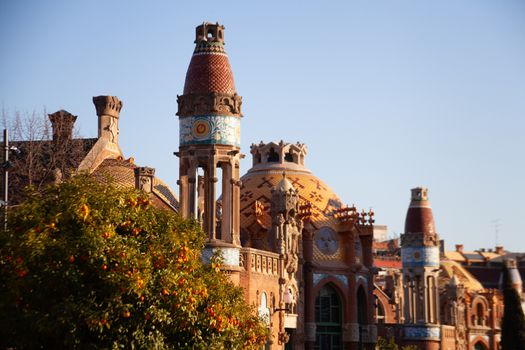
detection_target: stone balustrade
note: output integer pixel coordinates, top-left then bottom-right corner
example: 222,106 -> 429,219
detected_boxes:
240,247 -> 280,276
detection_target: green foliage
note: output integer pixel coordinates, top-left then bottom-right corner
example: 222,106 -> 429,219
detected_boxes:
501,263 -> 525,350
0,176 -> 268,349
375,336 -> 419,350
376,336 -> 400,350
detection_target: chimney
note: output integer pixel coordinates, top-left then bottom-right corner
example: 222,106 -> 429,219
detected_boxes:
92,96 -> 123,144
439,239 -> 445,258
496,246 -> 504,255
455,244 -> 464,253
48,110 -> 77,142
134,166 -> 155,193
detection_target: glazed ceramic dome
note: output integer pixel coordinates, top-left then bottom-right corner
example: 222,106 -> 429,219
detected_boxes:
240,141 -> 345,234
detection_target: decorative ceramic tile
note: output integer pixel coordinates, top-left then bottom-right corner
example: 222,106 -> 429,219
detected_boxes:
180,115 -> 240,147
313,273 -> 349,288
404,326 -> 440,340
401,246 -> 439,267
356,275 -> 368,287
184,53 -> 236,94
239,169 -> 345,251
201,246 -> 240,266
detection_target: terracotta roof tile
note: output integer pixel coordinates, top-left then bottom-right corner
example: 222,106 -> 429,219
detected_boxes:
440,260 -> 484,291
444,251 -> 466,262
183,49 -> 236,95
92,158 -> 179,211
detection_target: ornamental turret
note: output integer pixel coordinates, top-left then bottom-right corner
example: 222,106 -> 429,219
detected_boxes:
270,174 -> 302,345
401,187 -> 441,349
176,22 -> 243,283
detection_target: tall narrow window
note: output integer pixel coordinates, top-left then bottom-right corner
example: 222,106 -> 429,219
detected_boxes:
357,285 -> 367,349
476,302 -> 484,326
315,284 -> 342,350
375,296 -> 385,324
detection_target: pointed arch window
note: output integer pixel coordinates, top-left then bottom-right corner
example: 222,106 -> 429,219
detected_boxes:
315,284 -> 342,350
476,302 -> 485,326
474,341 -> 487,350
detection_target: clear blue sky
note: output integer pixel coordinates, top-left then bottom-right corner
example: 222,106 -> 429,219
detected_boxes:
1,1 -> 524,252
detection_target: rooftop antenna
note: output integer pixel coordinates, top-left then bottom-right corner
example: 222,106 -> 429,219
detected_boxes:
491,219 -> 501,247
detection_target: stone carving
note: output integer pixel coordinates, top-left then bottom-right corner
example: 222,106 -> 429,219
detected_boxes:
357,209 -> 375,226
134,166 -> 155,193
314,226 -> 338,255
334,205 -> 358,224
249,140 -> 308,167
177,93 -> 242,117
270,174 -> 302,338
401,231 -> 439,247
93,95 -> 123,118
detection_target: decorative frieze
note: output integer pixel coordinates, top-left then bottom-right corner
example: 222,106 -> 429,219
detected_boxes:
177,93 -> 242,117
401,232 -> 439,247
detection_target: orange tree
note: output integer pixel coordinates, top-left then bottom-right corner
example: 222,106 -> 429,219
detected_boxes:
0,176 -> 267,349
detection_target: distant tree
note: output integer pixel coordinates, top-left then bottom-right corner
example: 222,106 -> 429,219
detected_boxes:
2,109 -> 91,205
501,263 -> 525,350
0,176 -> 268,349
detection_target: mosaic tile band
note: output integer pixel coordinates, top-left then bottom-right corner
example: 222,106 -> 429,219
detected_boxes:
180,115 -> 240,147
201,246 -> 240,266
404,326 -> 440,340
313,273 -> 349,288
401,246 -> 439,267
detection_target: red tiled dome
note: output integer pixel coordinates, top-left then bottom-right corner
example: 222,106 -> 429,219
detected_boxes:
404,187 -> 436,235
183,52 -> 236,94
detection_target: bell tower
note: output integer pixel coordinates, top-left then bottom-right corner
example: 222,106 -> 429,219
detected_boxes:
401,187 -> 441,349
176,22 -> 243,277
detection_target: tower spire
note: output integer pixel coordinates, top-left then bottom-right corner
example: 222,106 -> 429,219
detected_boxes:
176,23 -> 243,283
401,187 -> 441,348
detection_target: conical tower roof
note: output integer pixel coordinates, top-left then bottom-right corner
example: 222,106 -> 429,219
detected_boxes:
183,22 -> 236,95
404,187 -> 436,235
